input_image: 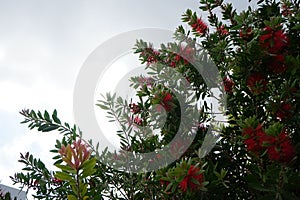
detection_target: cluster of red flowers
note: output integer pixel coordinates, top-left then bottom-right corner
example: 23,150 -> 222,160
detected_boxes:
137,76 -> 154,87
217,25 -> 229,36
129,103 -> 141,114
169,45 -> 195,67
190,18 -> 208,35
52,177 -> 63,185
140,47 -> 160,66
266,54 -> 287,74
156,92 -> 173,112
259,26 -> 289,74
223,76 -> 234,93
242,124 -> 295,163
129,103 -> 143,126
259,26 -> 289,54
242,124 -> 266,153
133,116 -> 143,126
246,73 -> 268,95
179,165 -> 204,192
267,132 -> 295,162
275,101 -> 293,121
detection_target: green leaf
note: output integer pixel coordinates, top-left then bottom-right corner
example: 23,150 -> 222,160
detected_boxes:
248,182 -> 273,192
291,24 -> 300,30
55,164 -> 76,173
52,109 -> 61,124
42,125 -> 59,132
37,160 -> 45,169
81,158 -> 96,171
44,110 -> 51,122
96,104 -> 109,110
81,168 -> 97,179
67,194 -> 77,200
55,171 -> 73,181
37,111 -> 43,119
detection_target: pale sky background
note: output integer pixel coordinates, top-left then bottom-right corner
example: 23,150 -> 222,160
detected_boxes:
0,0 -> 256,198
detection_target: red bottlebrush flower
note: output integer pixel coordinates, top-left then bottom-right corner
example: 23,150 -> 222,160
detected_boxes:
52,177 -> 63,184
267,131 -> 295,163
191,18 -> 208,35
259,134 -> 276,148
179,165 -> 204,192
267,54 -> 287,74
280,140 -> 295,163
217,25 -> 229,36
223,77 -> 234,93
129,103 -> 141,114
242,124 -> 266,153
180,45 -> 195,64
161,92 -> 173,111
276,102 -> 292,120
156,92 -> 173,112
133,116 -> 143,126
244,138 -> 259,152
246,73 -> 268,95
267,146 -> 281,161
140,47 -> 160,66
160,179 -> 170,187
168,45 -> 195,67
138,76 -> 154,87
259,26 -> 289,53
242,126 -> 255,137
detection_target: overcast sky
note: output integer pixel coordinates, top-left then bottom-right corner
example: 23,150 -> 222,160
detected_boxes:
0,0 -> 256,196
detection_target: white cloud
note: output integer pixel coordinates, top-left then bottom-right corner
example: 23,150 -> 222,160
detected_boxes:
0,129 -> 61,187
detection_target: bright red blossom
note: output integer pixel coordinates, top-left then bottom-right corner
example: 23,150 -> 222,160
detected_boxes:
267,132 -> 295,163
129,103 -> 141,114
223,77 -> 234,93
191,18 -> 208,35
242,124 -> 266,153
179,165 -> 204,192
259,26 -> 289,53
133,116 -> 143,126
243,124 -> 295,163
217,25 -> 229,36
168,45 -> 195,67
157,92 -> 173,112
140,47 -> 160,66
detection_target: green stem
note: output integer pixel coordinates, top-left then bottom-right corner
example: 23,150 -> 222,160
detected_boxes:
76,170 -> 82,200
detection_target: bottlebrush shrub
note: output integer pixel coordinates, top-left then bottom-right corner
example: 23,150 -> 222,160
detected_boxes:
11,0 -> 300,199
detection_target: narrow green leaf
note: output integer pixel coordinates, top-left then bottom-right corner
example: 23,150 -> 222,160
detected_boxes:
55,171 -> 73,181
67,194 -> 77,200
44,110 -> 51,122
52,109 -> 61,124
